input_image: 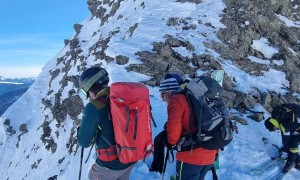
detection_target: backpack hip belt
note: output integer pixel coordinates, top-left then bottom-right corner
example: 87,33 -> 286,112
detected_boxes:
96,146 -> 118,162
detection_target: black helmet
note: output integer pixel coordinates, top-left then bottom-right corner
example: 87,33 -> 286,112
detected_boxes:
79,67 -> 109,94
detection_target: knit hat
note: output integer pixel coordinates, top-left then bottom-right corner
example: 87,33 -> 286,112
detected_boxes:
159,78 -> 180,93
164,73 -> 184,85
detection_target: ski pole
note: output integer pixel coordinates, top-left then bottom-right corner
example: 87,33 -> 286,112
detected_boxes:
85,144 -> 94,163
161,147 -> 170,180
150,106 -> 157,128
211,166 -> 218,180
79,147 -> 84,180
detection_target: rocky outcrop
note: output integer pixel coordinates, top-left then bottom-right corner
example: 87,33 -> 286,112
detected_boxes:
19,124 -> 28,133
74,23 -> 83,34
2,1 -> 300,180
39,0 -> 300,154
83,0 -> 299,125
87,0 -> 124,25
216,0 -> 300,93
3,119 -> 10,126
6,126 -> 16,135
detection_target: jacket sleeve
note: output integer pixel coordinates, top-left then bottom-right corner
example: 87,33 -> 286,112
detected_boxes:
77,103 -> 100,148
166,96 -> 183,145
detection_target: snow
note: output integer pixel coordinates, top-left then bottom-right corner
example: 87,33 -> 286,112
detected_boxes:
276,14 -> 300,28
251,38 -> 279,59
222,60 -> 289,94
0,0 -> 299,180
0,82 -> 24,85
247,56 -> 270,65
172,46 -> 193,58
272,59 -> 284,66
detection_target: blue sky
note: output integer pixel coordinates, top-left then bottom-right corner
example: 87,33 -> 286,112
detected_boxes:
0,0 -> 90,78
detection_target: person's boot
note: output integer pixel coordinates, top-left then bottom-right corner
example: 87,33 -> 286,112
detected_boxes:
282,161 -> 295,173
295,163 -> 300,171
295,155 -> 300,171
149,167 -> 162,173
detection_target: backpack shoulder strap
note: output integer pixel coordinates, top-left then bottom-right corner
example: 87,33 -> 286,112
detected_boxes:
274,104 -> 298,133
91,96 -> 109,109
281,104 -> 295,122
184,91 -> 198,135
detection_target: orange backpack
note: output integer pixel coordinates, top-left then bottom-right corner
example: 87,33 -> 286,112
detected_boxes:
109,82 -> 153,163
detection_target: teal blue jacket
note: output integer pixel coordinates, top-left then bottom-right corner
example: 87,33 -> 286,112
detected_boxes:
77,89 -> 135,170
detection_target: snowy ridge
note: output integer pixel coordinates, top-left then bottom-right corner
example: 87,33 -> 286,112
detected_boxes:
0,0 -> 299,180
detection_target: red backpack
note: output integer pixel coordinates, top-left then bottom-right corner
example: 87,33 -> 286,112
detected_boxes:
109,82 -> 153,163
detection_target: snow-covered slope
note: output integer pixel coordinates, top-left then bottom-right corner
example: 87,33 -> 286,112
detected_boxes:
0,0 -> 299,179
0,78 -> 34,116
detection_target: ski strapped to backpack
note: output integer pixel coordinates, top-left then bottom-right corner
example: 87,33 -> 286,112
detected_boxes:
176,76 -> 234,151
211,70 -> 224,87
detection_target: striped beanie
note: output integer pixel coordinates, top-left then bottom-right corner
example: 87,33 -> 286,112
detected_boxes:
164,73 -> 184,85
159,78 -> 180,93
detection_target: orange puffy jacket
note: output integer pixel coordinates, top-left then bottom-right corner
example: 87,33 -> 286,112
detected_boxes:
166,94 -> 217,165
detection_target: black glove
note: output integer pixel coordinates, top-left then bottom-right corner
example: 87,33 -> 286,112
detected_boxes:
76,126 -> 81,137
163,140 -> 174,149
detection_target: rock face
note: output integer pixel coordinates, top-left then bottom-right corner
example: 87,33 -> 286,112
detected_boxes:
43,1 -> 299,147
217,0 -> 300,114
19,124 -> 28,133
1,1 -> 300,179
83,0 -> 300,123
216,0 -> 300,93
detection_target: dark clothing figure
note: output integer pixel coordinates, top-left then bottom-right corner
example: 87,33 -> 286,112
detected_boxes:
77,67 -> 135,180
264,103 -> 300,173
151,130 -> 168,173
77,91 -> 135,170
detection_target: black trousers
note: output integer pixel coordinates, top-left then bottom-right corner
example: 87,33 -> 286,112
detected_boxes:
151,130 -> 168,173
176,161 -> 213,180
151,130 -> 218,179
286,134 -> 300,163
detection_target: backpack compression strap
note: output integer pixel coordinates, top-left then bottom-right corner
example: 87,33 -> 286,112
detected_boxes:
125,106 -> 138,140
95,125 -> 118,162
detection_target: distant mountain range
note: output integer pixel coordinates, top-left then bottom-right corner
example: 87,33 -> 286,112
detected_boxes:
0,77 -> 35,116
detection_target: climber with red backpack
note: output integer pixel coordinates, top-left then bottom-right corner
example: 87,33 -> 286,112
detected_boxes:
77,66 -> 154,180
264,103 -> 300,173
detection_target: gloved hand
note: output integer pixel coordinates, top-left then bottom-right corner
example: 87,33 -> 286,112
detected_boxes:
163,140 -> 174,149
76,126 -> 81,137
